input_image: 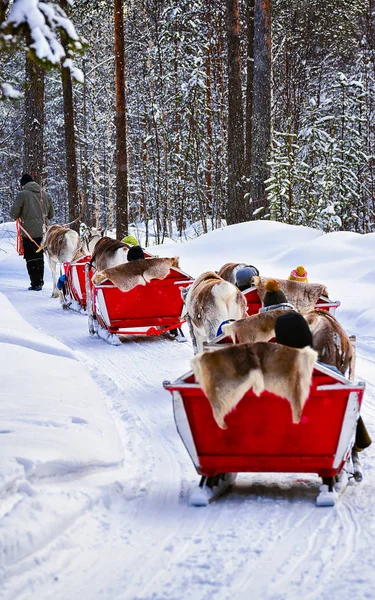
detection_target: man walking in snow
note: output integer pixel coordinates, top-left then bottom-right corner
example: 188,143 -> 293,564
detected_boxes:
10,174 -> 54,291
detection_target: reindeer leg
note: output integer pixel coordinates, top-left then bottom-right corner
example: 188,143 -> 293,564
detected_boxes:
349,335 -> 356,381
186,314 -> 199,354
48,257 -> 59,298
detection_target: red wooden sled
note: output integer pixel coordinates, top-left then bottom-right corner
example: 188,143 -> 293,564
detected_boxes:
242,286 -> 340,316
63,250 -> 154,313
164,363 -> 365,506
64,255 -> 92,312
88,263 -> 194,344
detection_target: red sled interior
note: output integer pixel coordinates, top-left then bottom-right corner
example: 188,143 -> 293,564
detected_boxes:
164,364 -> 364,479
64,255 -> 92,310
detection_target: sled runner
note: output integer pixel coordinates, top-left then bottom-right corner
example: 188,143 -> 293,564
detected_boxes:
242,286 -> 340,317
163,362 -> 365,507
87,262 -> 194,345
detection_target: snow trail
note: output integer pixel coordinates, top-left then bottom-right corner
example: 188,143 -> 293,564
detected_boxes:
1,224 -> 375,600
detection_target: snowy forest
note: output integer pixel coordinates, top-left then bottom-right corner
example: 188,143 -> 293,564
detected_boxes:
1,0 -> 375,242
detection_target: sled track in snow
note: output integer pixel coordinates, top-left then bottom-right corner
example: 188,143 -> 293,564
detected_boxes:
1,271 -> 375,600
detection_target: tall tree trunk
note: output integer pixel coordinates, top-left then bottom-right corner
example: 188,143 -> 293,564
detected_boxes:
226,0 -> 247,224
245,0 -> 254,177
23,53 -> 44,184
250,0 -> 272,213
114,0 -> 128,239
60,0 -> 79,231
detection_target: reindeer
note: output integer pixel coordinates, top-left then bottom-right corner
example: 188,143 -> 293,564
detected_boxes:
42,224 -> 82,300
90,236 -> 131,271
81,227 -> 103,256
304,309 -> 355,380
182,271 -> 248,354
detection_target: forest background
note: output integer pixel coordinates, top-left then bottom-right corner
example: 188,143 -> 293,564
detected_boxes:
1,0 -> 375,244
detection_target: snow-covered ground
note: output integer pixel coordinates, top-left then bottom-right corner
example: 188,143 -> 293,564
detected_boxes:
0,220 -> 374,600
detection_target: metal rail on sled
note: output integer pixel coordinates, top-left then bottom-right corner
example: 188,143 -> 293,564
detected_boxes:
164,364 -> 365,507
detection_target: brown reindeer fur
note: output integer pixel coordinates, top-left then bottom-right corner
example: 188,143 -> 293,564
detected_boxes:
192,342 -> 317,428
184,271 -> 248,352
253,276 -> 329,313
44,224 -> 82,260
222,309 -> 292,344
92,257 -> 179,292
90,236 -> 130,270
218,262 -> 248,284
304,309 -> 354,377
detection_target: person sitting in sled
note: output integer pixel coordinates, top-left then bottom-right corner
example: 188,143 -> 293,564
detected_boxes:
275,311 -> 371,458
258,279 -> 294,313
235,265 -> 259,292
288,265 -> 308,283
127,245 -> 145,261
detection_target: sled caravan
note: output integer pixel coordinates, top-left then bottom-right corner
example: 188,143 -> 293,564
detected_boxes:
44,227 -> 367,509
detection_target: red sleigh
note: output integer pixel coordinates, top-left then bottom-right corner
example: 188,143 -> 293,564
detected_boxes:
62,250 -> 153,313
63,255 -> 92,312
164,363 -> 365,506
242,286 -> 340,317
87,262 -> 194,345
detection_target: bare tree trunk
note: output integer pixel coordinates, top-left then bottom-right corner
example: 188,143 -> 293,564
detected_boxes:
245,0 -> 254,177
250,0 -> 272,211
205,1 -> 213,228
60,0 -> 79,231
226,0 -> 247,224
23,52 -> 44,183
114,0 -> 128,239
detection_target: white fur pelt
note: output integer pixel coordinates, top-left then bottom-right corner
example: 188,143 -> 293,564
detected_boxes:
192,342 -> 317,429
43,224 -> 82,300
183,271 -> 248,353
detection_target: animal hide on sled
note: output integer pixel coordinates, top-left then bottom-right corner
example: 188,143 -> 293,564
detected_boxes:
253,276 -> 329,313
222,309 -> 291,344
92,256 -> 179,292
191,342 -> 317,429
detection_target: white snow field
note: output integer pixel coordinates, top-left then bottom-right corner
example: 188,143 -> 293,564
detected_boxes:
0,220 -> 374,600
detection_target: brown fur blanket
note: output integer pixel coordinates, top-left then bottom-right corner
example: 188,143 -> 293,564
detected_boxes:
222,309 -> 292,344
191,342 -> 317,428
253,276 -> 329,313
92,256 -> 179,292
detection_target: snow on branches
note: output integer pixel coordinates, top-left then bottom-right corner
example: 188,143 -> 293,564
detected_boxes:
1,0 -> 85,98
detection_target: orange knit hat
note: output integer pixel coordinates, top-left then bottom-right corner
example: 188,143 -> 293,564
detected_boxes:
288,266 -> 308,283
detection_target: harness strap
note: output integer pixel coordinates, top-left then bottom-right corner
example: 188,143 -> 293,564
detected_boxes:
17,222 -> 43,251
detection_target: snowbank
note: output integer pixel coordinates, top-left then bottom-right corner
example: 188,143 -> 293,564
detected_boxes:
152,219 -> 375,338
0,292 -> 123,573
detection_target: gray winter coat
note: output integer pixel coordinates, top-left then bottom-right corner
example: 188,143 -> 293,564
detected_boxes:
10,181 -> 54,238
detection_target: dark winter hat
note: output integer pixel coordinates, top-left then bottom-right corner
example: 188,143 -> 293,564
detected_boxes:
235,265 -> 259,291
275,312 -> 313,349
127,245 -> 145,262
263,279 -> 288,307
20,173 -> 33,187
